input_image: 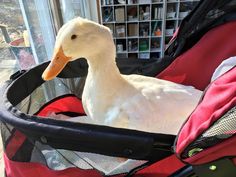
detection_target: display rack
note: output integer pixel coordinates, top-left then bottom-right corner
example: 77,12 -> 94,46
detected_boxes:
100,0 -> 200,59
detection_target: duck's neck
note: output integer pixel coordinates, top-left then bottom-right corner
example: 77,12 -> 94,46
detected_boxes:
82,46 -> 127,119
86,46 -> 122,84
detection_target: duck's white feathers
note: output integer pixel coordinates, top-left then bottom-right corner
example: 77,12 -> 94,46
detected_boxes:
82,57 -> 202,134
46,17 -> 202,135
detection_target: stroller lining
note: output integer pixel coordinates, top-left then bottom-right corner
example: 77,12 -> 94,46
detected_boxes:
29,138 -> 147,175
1,62 -> 177,176
3,57 -> 235,175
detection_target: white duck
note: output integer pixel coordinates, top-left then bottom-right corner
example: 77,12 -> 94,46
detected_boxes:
42,17 -> 202,135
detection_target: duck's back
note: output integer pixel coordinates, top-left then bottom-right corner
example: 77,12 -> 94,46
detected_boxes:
111,74 -> 203,134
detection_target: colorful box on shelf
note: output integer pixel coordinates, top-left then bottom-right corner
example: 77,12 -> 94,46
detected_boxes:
139,53 -> 150,59
115,7 -> 125,22
165,28 -> 174,36
139,0 -> 151,4
117,0 -> 126,4
128,24 -> 138,36
117,44 -> 124,52
127,0 -> 139,4
116,25 -> 126,37
102,0 -> 113,5
153,7 -> 163,19
139,40 -> 149,51
143,12 -> 150,20
166,12 -> 176,19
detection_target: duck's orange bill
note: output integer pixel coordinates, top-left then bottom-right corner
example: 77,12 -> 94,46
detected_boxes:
42,47 -> 72,81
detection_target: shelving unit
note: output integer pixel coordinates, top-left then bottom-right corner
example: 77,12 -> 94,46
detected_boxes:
100,0 -> 200,59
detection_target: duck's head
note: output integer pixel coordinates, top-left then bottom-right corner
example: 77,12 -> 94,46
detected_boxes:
42,17 -> 113,81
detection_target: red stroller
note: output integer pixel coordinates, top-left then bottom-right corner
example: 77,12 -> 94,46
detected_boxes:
0,0 -> 236,176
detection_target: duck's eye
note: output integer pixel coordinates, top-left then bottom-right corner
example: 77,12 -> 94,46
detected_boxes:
71,34 -> 77,40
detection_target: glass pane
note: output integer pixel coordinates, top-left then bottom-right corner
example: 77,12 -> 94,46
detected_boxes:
19,0 -> 56,63
19,0 -> 64,101
0,1 -> 35,71
59,0 -> 84,23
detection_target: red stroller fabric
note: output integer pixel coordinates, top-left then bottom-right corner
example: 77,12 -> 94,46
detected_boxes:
176,66 -> 236,165
157,21 -> 236,90
35,95 -> 185,177
4,152 -> 183,177
3,20 -> 236,177
35,94 -> 85,117
4,94 -> 184,177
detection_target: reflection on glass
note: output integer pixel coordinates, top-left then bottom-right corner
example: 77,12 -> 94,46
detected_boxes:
20,0 -> 56,63
59,0 -> 83,23
0,0 -> 34,70
19,0 -> 63,101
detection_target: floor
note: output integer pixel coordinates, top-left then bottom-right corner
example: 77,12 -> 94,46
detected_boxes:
0,59 -> 19,177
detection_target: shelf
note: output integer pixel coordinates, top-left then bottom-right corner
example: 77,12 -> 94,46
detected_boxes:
166,18 -> 179,20
113,4 -> 126,7
151,35 -> 162,38
100,0 -> 200,59
151,48 -> 161,52
152,2 -> 164,4
127,36 -> 139,38
127,20 -> 139,23
139,20 -> 152,22
101,5 -> 114,7
114,37 -> 127,39
126,3 -> 139,6
117,51 -> 128,53
165,34 -> 174,37
151,19 -> 164,21
139,50 -> 150,53
128,50 -> 139,53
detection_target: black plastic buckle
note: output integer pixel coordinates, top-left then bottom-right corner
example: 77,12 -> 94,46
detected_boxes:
10,70 -> 27,81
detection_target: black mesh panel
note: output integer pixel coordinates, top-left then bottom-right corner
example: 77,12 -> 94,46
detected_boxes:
182,106 -> 236,158
203,106 -> 236,137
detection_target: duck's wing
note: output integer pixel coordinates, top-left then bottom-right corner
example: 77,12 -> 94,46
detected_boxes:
124,74 -> 202,96
119,74 -> 202,134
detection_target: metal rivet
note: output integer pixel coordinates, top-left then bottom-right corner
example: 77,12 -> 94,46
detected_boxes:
209,165 -> 217,171
41,136 -> 47,143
